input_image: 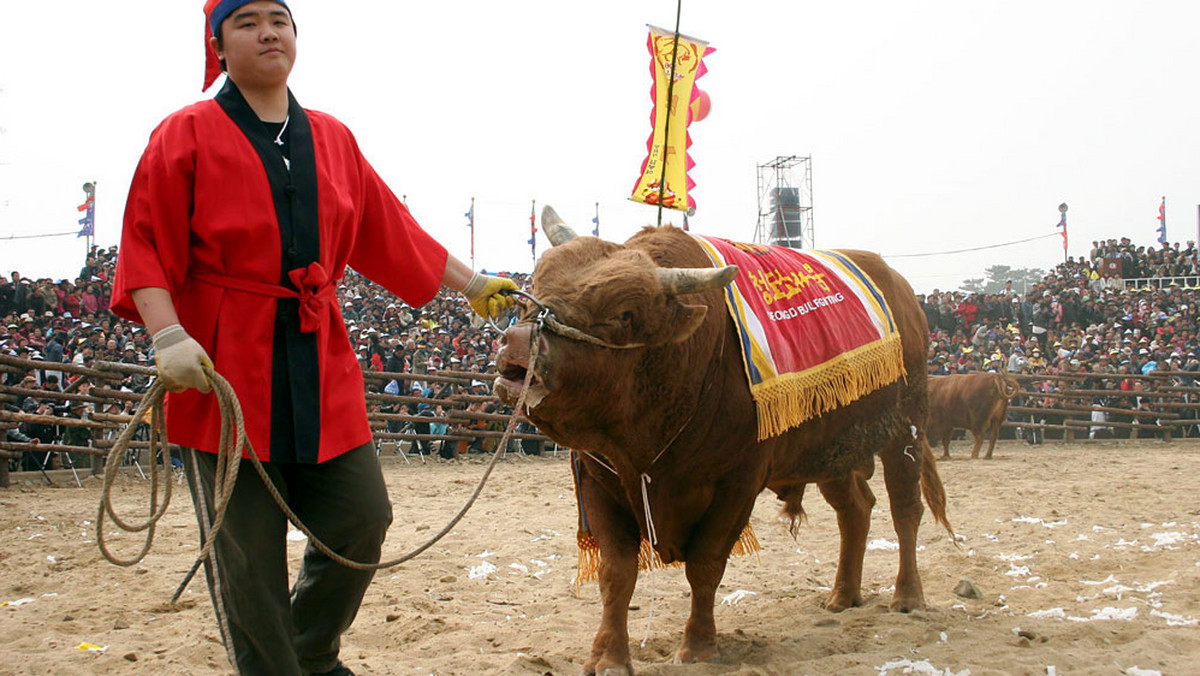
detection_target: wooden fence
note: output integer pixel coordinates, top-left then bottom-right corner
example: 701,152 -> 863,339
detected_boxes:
1004,371 -> 1200,442
0,353 -> 553,488
6,350 -> 1197,487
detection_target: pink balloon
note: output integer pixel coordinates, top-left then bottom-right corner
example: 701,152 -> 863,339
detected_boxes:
690,88 -> 711,122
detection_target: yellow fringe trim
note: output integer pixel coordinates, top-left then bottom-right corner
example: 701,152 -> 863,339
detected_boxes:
752,333 -> 906,441
573,522 -> 762,586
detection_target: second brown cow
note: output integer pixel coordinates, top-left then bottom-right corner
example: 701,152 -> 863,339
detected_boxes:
927,372 -> 1020,459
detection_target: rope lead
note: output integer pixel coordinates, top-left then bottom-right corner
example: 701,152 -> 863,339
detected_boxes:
97,329 -> 542,604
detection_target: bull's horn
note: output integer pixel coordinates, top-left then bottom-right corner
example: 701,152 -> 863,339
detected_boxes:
657,265 -> 739,295
541,205 -> 577,247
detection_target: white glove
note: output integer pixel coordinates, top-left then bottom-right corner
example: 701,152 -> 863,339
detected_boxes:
152,324 -> 213,393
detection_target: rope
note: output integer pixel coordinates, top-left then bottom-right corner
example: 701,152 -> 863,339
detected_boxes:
97,327 -> 542,603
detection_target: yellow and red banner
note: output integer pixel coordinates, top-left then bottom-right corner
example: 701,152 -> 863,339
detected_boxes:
691,234 -> 907,440
630,25 -> 714,212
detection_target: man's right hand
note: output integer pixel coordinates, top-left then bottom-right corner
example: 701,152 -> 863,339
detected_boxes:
151,324 -> 213,393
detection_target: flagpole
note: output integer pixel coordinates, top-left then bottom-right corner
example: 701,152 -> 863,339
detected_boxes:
592,202 -> 600,237
469,196 -> 475,270
656,0 -> 684,227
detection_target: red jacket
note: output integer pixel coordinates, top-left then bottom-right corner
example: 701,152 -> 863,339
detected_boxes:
112,83 -> 447,463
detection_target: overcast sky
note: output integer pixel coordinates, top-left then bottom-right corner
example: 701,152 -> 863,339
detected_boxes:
2,1 -> 1199,294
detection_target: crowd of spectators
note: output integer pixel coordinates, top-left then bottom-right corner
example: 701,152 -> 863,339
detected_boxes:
920,239 -> 1200,380
5,235 -> 1200,466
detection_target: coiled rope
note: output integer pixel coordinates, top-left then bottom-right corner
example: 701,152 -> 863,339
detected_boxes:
96,325 -> 542,603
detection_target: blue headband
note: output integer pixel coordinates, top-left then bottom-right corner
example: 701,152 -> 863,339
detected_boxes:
208,0 -> 291,37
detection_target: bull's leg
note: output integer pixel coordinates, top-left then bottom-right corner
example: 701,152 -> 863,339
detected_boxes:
939,433 -> 951,460
676,553 -> 729,664
879,441 -> 926,612
969,430 -> 985,459
816,471 -> 876,612
984,419 -> 1000,459
676,484 -> 758,664
579,476 -> 641,676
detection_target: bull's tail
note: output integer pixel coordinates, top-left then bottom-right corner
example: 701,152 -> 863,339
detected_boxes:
997,372 -> 1021,400
919,436 -> 956,542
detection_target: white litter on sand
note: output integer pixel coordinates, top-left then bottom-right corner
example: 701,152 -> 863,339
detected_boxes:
1136,580 -> 1171,593
1012,516 -> 1067,528
508,562 -> 529,575
1147,531 -> 1194,549
1150,609 -> 1198,626
1102,584 -> 1135,600
997,552 -> 1033,562
2,598 -> 35,607
876,657 -> 969,676
467,560 -> 497,580
1028,606 -> 1137,622
1080,575 -> 1119,586
1124,668 -> 1163,676
1004,565 -> 1031,577
1028,608 -> 1065,619
867,538 -> 900,551
1068,607 -> 1138,622
720,590 -> 758,605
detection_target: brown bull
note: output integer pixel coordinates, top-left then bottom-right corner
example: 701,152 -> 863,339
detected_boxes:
494,207 -> 951,676
927,372 -> 1021,460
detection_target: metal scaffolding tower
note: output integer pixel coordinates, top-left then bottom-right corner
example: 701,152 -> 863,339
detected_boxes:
753,156 -> 813,249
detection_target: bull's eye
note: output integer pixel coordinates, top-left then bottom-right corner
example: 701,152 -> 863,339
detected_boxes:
620,311 -> 634,326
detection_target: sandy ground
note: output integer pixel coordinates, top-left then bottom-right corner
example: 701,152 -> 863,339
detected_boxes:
1,439 -> 1197,676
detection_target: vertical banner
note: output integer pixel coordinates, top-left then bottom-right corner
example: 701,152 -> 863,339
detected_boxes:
1056,203 -> 1068,258
630,25 -> 714,212
464,197 -> 475,269
77,181 -> 96,238
1157,196 -> 1167,244
528,199 -> 537,261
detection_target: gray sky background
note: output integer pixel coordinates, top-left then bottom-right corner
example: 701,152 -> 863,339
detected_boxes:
2,1 -> 1199,295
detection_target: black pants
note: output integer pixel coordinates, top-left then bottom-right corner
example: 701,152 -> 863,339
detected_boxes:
183,441 -> 392,676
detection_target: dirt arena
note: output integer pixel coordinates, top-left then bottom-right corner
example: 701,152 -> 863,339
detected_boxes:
1,440 -> 1196,676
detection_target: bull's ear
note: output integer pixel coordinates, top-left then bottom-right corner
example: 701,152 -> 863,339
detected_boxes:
668,303 -> 708,343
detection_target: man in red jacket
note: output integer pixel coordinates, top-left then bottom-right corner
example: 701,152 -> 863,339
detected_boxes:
111,2 -> 516,674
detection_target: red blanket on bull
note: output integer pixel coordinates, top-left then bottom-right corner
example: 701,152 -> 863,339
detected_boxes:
691,235 -> 907,440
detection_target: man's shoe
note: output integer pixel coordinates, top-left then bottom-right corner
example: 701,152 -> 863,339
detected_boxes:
311,663 -> 354,676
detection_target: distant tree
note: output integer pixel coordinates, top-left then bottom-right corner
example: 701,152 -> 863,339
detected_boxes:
961,277 -> 986,293
960,265 -> 1045,295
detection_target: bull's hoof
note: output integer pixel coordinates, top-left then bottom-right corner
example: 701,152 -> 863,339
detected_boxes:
674,642 -> 720,665
940,454 -> 950,461
889,592 -> 926,613
824,592 -> 863,612
580,664 -> 633,676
